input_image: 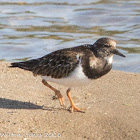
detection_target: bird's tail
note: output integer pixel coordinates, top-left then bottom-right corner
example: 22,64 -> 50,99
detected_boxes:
9,59 -> 40,72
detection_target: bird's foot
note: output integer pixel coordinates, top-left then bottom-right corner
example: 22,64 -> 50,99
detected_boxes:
55,90 -> 65,107
52,95 -> 57,100
68,105 -> 86,113
52,91 -> 66,109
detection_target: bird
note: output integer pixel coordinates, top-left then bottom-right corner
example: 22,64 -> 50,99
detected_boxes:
9,38 -> 125,113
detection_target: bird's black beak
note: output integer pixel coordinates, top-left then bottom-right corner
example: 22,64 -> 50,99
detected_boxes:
112,49 -> 126,57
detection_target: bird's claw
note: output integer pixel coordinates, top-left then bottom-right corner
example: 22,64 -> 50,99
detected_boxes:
68,105 -> 86,113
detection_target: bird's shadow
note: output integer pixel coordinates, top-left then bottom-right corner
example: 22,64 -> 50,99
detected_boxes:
0,98 -> 67,111
0,98 -> 42,110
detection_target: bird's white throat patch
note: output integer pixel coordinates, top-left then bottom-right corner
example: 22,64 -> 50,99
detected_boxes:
106,56 -> 113,64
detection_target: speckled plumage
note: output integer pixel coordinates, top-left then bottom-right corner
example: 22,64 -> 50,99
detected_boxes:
10,38 -> 125,82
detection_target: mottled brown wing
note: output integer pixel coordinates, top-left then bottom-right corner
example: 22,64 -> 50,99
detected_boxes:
33,50 -> 79,78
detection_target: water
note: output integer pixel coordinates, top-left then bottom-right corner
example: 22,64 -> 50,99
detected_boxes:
0,0 -> 140,73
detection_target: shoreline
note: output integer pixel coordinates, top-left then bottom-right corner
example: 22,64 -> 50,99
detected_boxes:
0,61 -> 140,140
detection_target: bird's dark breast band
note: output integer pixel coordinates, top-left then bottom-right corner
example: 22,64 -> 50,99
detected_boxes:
81,55 -> 112,79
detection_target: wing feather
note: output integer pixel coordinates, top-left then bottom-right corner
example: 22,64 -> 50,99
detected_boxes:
33,50 -> 80,78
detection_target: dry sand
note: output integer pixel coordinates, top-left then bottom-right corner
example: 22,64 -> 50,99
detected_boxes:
0,61 -> 140,140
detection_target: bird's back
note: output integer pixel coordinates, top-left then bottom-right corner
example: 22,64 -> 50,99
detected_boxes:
9,45 -> 91,78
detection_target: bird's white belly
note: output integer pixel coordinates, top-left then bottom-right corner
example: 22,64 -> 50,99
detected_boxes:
41,63 -> 91,87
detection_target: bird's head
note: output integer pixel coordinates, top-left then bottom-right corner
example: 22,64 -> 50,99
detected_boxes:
93,38 -> 125,58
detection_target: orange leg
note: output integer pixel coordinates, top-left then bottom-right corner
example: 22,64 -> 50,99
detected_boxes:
42,80 -> 65,106
66,88 -> 86,113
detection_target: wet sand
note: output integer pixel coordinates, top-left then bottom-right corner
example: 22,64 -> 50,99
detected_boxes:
0,61 -> 140,140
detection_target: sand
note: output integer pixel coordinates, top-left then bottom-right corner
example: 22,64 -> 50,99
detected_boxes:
0,61 -> 140,140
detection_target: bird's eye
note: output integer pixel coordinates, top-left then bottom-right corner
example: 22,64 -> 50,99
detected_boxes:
104,44 -> 109,47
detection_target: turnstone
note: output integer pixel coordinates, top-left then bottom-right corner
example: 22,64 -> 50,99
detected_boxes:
10,38 -> 125,112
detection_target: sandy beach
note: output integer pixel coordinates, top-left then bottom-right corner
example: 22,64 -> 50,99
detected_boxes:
0,61 -> 140,140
